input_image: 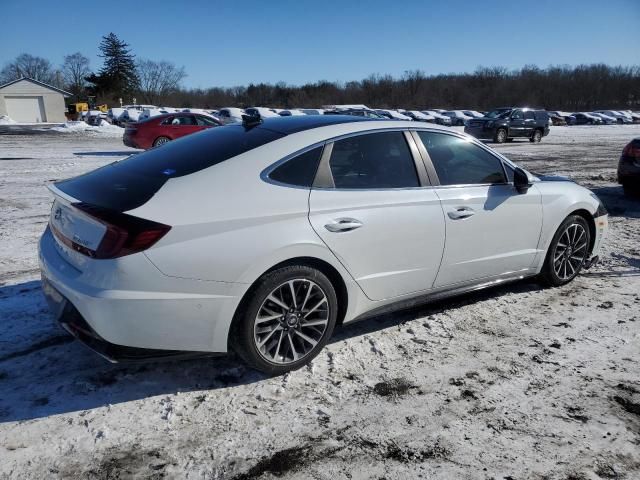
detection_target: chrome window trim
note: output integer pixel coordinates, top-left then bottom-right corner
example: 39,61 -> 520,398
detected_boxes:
260,126 -> 521,191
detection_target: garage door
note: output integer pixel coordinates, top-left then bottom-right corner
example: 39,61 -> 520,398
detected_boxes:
5,96 -> 46,123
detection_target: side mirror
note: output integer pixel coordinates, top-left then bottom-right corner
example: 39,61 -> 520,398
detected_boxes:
514,167 -> 531,193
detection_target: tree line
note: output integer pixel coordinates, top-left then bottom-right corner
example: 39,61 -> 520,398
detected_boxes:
1,33 -> 638,111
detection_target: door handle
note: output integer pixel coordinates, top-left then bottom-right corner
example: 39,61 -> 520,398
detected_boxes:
324,218 -> 363,232
448,207 -> 475,220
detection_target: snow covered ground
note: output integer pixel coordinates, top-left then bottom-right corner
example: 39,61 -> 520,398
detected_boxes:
0,125 -> 639,479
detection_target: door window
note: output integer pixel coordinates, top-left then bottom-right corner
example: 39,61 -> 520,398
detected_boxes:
329,132 -> 419,189
524,111 -> 535,120
418,132 -> 507,185
195,115 -> 219,126
511,110 -> 524,120
171,115 -> 197,126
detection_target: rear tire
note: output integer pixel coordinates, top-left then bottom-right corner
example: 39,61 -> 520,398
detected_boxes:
229,266 -> 338,375
153,136 -> 170,147
494,128 -> 508,144
538,215 -> 591,287
530,129 -> 542,143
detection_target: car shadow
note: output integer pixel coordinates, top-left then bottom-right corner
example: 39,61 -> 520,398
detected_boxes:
0,277 -> 543,423
74,151 -> 139,157
589,185 -> 640,219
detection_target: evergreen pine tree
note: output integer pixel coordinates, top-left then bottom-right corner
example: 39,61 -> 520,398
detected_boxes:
87,33 -> 139,101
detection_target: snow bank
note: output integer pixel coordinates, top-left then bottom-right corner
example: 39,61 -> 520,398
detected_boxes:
51,120 -> 124,137
0,115 -> 17,125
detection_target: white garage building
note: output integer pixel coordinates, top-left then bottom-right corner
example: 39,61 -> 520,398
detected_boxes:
0,77 -> 71,123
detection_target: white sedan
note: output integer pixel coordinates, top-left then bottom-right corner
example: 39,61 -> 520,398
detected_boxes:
40,116 -> 608,374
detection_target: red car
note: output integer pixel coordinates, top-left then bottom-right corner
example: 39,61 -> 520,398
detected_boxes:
123,112 -> 222,149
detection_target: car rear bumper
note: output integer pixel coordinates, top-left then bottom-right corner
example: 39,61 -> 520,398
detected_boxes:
38,227 -> 243,355
122,134 -> 140,149
618,160 -> 640,184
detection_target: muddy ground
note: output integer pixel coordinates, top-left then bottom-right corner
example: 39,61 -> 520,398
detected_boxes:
0,125 -> 639,479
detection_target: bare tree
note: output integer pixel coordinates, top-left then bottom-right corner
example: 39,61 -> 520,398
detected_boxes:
62,52 -> 91,97
136,59 -> 186,104
0,54 -> 55,84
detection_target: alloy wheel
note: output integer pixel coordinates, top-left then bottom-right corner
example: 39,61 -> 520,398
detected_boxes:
552,223 -> 588,281
253,279 -> 330,365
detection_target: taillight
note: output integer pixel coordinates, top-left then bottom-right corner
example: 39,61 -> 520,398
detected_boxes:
622,142 -> 640,159
75,203 -> 171,259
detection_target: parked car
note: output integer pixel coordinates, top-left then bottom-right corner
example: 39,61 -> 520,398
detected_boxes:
325,108 -> 384,118
375,109 -> 412,120
595,110 -> 632,124
122,112 -> 222,149
41,116 -> 608,375
404,110 -> 436,123
464,107 -> 550,143
442,110 -> 473,126
86,110 -> 107,126
590,112 -> 617,125
278,109 -> 306,116
462,110 -> 484,119
118,108 -> 142,124
618,138 -> 640,196
548,113 -> 567,126
216,107 -> 245,124
549,111 -> 576,125
107,108 -> 125,125
422,110 -> 452,126
244,107 -> 280,119
571,113 -> 602,125
300,109 -> 324,115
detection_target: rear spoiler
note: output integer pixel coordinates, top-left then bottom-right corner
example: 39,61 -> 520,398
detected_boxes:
47,183 -> 80,204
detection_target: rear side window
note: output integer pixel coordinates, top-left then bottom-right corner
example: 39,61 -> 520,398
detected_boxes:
55,125 -> 285,212
268,147 -> 323,187
534,111 -> 548,121
524,111 -> 535,120
418,132 -> 506,185
329,132 -> 419,189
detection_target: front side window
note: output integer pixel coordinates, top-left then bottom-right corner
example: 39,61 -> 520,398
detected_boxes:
172,115 -> 197,126
196,115 -> 219,126
329,132 -> 419,189
418,132 -> 506,186
268,147 -> 323,187
511,110 -> 524,120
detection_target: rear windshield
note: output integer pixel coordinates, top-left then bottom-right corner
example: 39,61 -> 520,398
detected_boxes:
56,125 -> 285,212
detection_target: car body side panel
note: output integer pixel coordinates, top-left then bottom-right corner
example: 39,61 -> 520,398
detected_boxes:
308,188 -> 446,300
433,184 -> 543,287
529,181 -> 602,271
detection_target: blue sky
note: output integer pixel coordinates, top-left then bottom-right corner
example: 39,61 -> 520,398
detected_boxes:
0,0 -> 638,88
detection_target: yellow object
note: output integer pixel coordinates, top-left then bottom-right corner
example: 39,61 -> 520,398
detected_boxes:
96,104 -> 109,113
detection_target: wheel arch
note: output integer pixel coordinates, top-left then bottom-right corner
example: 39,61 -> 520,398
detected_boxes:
567,208 -> 597,254
227,256 -> 350,350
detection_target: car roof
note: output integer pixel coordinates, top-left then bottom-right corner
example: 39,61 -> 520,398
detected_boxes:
253,114 -> 381,134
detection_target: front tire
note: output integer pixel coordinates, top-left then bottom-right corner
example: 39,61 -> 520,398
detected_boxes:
538,215 -> 591,287
494,128 -> 508,143
230,266 -> 338,375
